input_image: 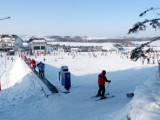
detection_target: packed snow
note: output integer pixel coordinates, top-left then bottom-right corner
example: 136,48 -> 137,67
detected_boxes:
0,43 -> 160,120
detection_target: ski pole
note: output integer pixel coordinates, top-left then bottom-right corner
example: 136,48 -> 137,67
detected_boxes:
107,83 -> 110,89
106,83 -> 110,95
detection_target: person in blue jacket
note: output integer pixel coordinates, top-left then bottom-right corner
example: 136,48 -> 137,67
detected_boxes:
37,61 -> 45,78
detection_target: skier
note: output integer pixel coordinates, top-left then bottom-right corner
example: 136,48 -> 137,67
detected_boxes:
37,61 -> 45,78
11,57 -> 14,62
147,57 -> 150,64
96,70 -> 111,99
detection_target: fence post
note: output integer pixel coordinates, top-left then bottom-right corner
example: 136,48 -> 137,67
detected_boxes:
0,81 -> 1,91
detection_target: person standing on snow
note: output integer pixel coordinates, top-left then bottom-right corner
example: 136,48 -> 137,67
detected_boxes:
96,70 -> 111,99
31,59 -> 36,71
37,61 -> 45,78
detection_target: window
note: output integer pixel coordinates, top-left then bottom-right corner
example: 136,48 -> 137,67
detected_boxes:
41,46 -> 45,50
34,46 -> 40,50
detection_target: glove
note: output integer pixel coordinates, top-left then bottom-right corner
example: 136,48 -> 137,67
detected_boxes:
109,80 -> 111,83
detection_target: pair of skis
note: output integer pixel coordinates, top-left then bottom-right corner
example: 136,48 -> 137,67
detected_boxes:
91,93 -> 115,101
96,95 -> 115,101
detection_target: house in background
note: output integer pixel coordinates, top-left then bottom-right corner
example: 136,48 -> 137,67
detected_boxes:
71,48 -> 79,53
0,34 -> 14,51
28,38 -> 47,54
0,34 -> 24,51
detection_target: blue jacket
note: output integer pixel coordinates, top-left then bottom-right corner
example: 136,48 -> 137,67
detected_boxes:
37,62 -> 45,71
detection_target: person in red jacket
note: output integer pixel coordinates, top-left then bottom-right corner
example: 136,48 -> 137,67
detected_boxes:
96,70 -> 111,99
31,59 -> 36,71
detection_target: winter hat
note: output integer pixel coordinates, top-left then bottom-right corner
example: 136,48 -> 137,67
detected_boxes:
101,70 -> 106,75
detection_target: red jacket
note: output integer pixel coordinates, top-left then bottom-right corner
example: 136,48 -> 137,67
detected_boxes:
31,59 -> 36,68
98,70 -> 110,85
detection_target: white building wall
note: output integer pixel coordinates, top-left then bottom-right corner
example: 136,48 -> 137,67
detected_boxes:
13,37 -> 23,51
28,39 -> 47,53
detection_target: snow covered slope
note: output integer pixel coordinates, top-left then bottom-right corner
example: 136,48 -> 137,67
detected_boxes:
0,50 -> 159,120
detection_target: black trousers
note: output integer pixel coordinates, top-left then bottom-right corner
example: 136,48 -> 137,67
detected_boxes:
97,85 -> 105,97
39,70 -> 44,78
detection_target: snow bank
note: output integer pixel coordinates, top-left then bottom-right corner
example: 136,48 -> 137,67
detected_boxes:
128,72 -> 160,120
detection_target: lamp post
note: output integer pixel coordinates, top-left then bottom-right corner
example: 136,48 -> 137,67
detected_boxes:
0,16 -> 11,20
0,16 -> 11,68
0,16 -> 11,91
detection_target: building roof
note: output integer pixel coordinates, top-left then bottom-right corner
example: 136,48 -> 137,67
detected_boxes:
0,34 -> 24,42
32,39 -> 46,43
0,34 -> 17,39
28,38 -> 46,43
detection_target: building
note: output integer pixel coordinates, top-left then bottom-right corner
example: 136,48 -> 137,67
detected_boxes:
71,48 -> 79,53
28,38 -> 47,53
0,34 -> 24,51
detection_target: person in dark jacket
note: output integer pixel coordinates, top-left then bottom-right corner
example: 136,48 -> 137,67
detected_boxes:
37,61 -> 45,78
96,70 -> 111,99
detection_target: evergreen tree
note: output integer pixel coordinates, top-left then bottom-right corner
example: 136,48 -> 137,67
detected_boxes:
128,7 -> 160,61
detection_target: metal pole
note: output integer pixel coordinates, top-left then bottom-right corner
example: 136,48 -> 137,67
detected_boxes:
5,49 -> 6,68
0,16 -> 11,20
0,16 -> 11,68
106,83 -> 110,93
2,42 -> 6,68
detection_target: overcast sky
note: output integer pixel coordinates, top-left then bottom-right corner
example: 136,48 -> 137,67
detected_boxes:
0,0 -> 160,38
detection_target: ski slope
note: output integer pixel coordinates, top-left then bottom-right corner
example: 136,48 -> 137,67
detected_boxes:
0,50 -> 159,120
